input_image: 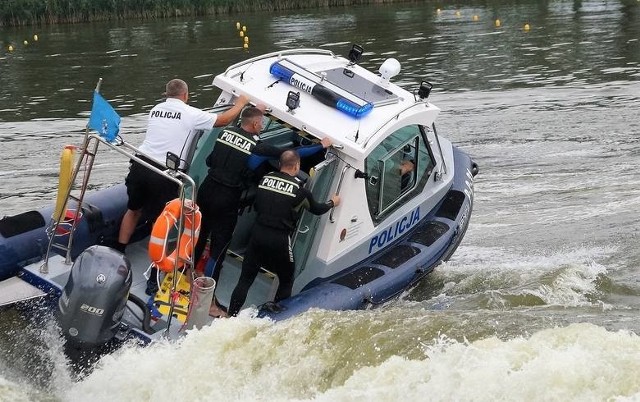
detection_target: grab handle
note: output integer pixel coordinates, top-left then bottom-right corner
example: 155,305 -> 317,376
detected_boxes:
329,165 -> 349,223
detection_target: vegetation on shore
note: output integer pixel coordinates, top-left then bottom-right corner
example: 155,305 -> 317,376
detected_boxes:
0,0 -> 420,27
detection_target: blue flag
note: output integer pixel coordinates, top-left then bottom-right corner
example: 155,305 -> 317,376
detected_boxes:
88,91 -> 121,142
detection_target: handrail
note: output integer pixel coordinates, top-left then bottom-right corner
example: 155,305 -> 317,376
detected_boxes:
361,102 -> 428,149
329,164 -> 349,223
42,131 -> 198,271
104,137 -> 194,190
222,49 -> 336,76
431,122 -> 448,180
100,136 -> 198,336
41,129 -> 198,339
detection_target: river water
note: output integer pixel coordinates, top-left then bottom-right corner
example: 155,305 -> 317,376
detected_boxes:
1,1 -> 640,400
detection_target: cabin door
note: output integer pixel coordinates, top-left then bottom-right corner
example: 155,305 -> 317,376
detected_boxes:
292,153 -> 338,277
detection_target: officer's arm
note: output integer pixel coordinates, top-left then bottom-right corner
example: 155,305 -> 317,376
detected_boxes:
302,188 -> 334,215
214,95 -> 250,127
248,142 -> 326,171
247,143 -> 282,170
295,144 -> 323,158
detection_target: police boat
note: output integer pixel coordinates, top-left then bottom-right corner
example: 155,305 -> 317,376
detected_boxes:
0,46 -> 477,349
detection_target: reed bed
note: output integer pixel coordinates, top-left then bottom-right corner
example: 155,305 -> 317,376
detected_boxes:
0,0 -> 418,26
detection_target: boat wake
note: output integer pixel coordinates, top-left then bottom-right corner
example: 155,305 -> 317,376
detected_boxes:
408,244 -> 616,310
4,309 -> 640,401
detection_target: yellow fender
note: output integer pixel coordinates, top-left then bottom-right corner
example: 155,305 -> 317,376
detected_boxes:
53,145 -> 75,222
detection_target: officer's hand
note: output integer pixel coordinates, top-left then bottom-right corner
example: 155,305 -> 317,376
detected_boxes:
320,137 -> 333,148
254,103 -> 268,113
331,194 -> 340,207
236,94 -> 250,106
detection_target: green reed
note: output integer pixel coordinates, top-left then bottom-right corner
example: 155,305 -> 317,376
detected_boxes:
0,0 -> 419,26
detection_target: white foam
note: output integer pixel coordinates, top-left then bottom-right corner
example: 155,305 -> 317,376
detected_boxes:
55,316 -> 640,401
0,376 -> 35,402
437,245 -> 615,308
315,323 -> 640,401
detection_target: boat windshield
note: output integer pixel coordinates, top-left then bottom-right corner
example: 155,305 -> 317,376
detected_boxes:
364,125 -> 435,221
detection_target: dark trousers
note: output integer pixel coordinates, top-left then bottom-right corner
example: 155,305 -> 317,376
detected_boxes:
228,225 -> 295,316
126,157 -> 178,219
194,176 -> 243,285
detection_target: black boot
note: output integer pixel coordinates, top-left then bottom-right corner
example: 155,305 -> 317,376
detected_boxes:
112,241 -> 127,253
145,280 -> 159,296
145,267 -> 159,295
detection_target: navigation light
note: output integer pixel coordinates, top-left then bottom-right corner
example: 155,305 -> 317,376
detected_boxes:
286,91 -> 300,111
418,81 -> 433,100
348,44 -> 364,64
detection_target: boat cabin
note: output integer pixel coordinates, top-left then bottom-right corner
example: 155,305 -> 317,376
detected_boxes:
186,49 -> 455,307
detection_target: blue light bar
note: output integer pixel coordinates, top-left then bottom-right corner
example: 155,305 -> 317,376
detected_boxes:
269,62 -> 294,82
269,60 -> 374,119
337,98 -> 373,118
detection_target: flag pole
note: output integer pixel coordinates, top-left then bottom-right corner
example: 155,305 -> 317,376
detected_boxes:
44,78 -> 107,271
88,78 -> 103,134
94,77 -> 103,93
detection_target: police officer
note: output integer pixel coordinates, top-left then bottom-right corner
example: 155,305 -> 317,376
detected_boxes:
195,107 -> 332,314
114,78 -> 249,294
227,150 -> 340,317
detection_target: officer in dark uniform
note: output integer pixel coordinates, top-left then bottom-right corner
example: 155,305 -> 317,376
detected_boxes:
195,107 -> 332,314
227,150 -> 340,317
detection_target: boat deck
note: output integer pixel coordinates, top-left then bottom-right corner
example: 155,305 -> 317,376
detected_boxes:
23,234 -> 278,341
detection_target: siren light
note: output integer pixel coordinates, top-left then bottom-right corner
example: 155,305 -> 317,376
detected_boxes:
270,59 -> 373,118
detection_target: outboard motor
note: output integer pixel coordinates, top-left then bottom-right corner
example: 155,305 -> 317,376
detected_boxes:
57,245 -> 132,348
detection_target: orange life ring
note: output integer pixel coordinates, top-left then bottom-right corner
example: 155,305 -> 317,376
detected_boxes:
148,198 -> 202,273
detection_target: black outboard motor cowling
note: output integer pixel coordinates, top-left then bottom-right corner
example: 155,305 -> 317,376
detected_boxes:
57,245 -> 132,348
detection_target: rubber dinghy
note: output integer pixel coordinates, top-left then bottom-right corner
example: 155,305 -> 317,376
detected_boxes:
0,46 -> 478,350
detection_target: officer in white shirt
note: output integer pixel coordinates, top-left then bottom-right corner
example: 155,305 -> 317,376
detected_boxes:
115,79 -> 249,274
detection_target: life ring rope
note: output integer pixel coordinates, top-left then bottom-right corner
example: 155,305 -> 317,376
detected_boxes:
148,198 -> 202,273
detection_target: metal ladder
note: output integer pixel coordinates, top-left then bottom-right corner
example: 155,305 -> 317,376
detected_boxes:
41,129 -> 101,273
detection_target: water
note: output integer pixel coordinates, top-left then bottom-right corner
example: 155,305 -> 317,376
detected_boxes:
1,1 -> 640,400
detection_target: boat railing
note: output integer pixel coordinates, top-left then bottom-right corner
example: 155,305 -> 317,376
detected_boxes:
329,164 -> 350,223
431,122 -> 448,180
361,102 -> 430,149
42,129 -> 197,277
222,48 -> 336,77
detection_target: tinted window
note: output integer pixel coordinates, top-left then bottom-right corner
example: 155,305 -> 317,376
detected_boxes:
364,125 -> 434,221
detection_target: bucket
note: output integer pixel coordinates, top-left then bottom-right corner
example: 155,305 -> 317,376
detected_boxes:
184,276 -> 215,330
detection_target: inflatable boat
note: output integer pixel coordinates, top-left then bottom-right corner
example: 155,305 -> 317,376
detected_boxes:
0,46 -> 478,349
